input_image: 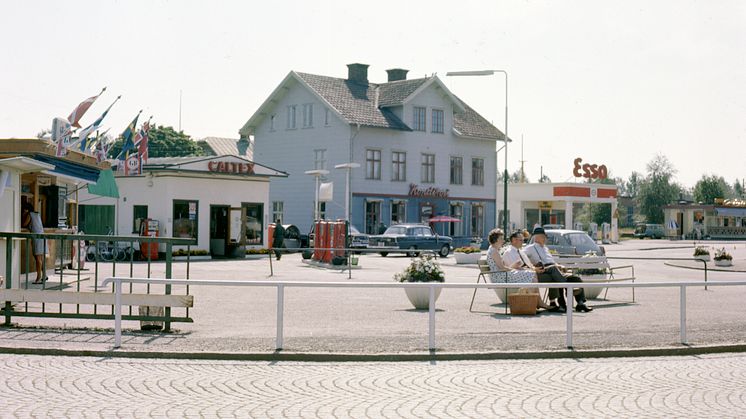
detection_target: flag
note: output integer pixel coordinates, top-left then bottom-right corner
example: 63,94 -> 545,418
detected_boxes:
67,87 -> 106,128
116,110 -> 142,161
78,95 -> 120,151
52,117 -> 72,157
135,118 -> 152,164
87,128 -> 110,152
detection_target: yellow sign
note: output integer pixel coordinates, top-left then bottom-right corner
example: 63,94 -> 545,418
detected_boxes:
539,201 -> 552,210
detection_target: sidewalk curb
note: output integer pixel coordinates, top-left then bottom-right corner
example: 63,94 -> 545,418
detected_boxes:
2,344 -> 745,362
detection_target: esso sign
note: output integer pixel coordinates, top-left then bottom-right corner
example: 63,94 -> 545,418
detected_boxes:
573,158 -> 608,180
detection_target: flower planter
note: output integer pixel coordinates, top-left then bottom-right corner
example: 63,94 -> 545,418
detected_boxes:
454,252 -> 481,264
714,259 -> 733,267
404,286 -> 442,310
580,273 -> 608,300
694,255 -> 711,262
495,288 -> 521,304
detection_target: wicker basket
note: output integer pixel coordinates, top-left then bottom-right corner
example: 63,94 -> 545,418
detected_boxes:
508,293 -> 539,315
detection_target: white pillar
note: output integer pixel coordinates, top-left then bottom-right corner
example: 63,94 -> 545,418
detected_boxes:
611,200 -> 619,243
565,201 -> 574,229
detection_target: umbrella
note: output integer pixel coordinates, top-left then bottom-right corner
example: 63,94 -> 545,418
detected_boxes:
428,215 -> 461,223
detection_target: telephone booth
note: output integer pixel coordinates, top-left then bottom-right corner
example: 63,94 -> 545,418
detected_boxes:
139,218 -> 159,260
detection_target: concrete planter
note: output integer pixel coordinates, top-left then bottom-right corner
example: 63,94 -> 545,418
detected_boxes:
581,273 -> 608,300
714,259 -> 733,267
495,287 -> 521,304
454,252 -> 481,264
695,254 -> 711,262
404,286 -> 443,310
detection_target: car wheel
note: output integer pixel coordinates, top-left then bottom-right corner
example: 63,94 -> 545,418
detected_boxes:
379,252 -> 388,257
439,244 -> 450,258
407,246 -> 418,258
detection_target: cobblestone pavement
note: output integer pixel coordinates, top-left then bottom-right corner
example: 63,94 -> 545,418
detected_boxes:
2,353 -> 745,418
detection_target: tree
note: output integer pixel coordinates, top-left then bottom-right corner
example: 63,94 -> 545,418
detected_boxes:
636,154 -> 681,224
734,179 -> 745,198
538,174 -> 551,183
693,175 -> 730,204
107,125 -> 205,159
623,171 -> 642,198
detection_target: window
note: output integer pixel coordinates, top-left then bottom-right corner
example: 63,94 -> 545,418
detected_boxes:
471,204 -> 485,237
413,106 -> 426,131
421,153 -> 435,183
391,201 -> 406,224
391,151 -> 406,181
472,158 -> 484,186
286,105 -> 297,129
242,202 -> 264,245
314,149 -> 327,170
366,149 -> 381,180
132,205 -> 148,233
365,200 -> 382,234
269,114 -> 276,131
173,200 -> 198,240
272,201 -> 284,224
449,203 -> 463,236
432,109 -> 444,133
319,202 -> 326,220
324,108 -> 330,126
302,103 -> 313,128
450,156 -> 462,185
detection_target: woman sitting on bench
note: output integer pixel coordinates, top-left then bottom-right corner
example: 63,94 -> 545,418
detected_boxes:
485,228 -> 554,311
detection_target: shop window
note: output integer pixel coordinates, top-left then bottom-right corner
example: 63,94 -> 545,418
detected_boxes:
450,156 -> 462,185
366,149 -> 381,180
391,201 -> 406,224
173,200 -> 198,240
242,202 -> 264,245
272,201 -> 284,224
392,151 -> 406,181
133,205 -> 148,233
314,149 -> 327,171
365,200 -> 382,234
421,153 -> 435,183
450,203 -> 463,236
471,158 -> 484,186
302,103 -> 313,128
432,109 -> 444,133
413,106 -> 426,131
471,204 -> 485,237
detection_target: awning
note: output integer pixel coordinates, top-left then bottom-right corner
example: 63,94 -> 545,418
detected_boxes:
715,207 -> 746,217
32,154 -> 100,183
0,156 -> 55,173
87,169 -> 119,198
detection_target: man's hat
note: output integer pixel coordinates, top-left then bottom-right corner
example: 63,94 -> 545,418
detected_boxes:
532,226 -> 547,236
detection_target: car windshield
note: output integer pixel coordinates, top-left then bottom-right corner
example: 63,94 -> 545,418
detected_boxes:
384,226 -> 407,235
566,233 -> 596,248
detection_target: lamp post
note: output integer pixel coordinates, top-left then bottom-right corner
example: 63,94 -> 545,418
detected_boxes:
446,69 -> 509,233
304,169 -> 330,221
334,163 -> 360,221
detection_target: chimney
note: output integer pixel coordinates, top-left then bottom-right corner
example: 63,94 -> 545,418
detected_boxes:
347,63 -> 369,85
386,68 -> 409,82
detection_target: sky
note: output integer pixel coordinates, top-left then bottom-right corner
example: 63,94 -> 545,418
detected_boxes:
1,0 -> 744,188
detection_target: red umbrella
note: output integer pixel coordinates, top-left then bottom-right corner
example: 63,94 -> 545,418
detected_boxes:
428,215 -> 461,223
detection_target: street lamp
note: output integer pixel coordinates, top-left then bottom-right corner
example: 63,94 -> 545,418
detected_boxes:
304,169 -> 330,221
446,69 -> 510,233
334,162 -> 360,221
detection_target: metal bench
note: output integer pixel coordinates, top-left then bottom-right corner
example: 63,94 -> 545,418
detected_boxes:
556,255 -> 636,302
469,259 -> 511,314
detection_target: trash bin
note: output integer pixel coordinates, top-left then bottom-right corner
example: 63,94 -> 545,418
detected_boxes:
139,306 -> 164,331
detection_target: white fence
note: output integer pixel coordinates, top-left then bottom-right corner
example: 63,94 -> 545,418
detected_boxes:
102,277 -> 746,350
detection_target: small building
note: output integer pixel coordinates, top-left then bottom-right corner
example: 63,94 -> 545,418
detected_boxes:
664,199 -> 746,239
76,155 -> 287,255
498,182 -> 619,240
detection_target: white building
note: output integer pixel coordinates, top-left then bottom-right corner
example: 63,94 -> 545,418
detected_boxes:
77,155 -> 286,254
241,64 -> 507,238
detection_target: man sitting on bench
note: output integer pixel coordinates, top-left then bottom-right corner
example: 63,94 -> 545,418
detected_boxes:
524,227 -> 593,313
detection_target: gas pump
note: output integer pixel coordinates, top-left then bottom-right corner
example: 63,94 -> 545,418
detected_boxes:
139,218 -> 160,260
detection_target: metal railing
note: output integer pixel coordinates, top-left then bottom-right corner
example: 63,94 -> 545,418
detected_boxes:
606,256 -> 710,288
102,277 -> 746,350
1,231 -> 194,329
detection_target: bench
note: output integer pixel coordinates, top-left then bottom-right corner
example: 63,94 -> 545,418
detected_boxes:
469,259 -> 513,314
556,255 -> 636,302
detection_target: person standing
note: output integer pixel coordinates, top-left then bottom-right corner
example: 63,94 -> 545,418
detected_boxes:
272,220 -> 285,261
21,203 -> 47,284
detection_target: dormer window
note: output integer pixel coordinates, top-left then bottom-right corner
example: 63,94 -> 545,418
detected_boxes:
413,106 -> 426,131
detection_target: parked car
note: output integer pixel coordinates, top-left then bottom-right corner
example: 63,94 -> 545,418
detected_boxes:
542,224 -> 564,230
527,229 -> 605,256
634,223 -> 664,239
369,223 -> 452,257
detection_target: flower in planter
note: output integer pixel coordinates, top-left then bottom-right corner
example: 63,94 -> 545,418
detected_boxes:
454,246 -> 481,254
714,247 -> 733,261
393,255 -> 445,282
693,246 -> 710,257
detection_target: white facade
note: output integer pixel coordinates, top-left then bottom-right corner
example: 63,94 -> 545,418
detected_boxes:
77,155 -> 285,252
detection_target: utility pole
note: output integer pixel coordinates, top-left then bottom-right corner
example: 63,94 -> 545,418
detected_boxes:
518,135 -> 527,183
